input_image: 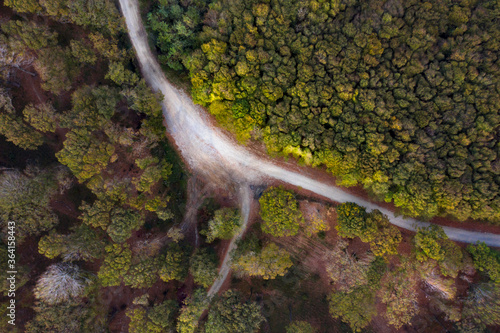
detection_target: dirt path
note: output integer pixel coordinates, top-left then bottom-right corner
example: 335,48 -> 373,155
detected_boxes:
207,185 -> 252,297
118,0 -> 500,301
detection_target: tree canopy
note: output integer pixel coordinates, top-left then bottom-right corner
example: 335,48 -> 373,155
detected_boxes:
259,186 -> 304,237
189,248 -> 219,288
203,207 -> 242,242
232,241 -> 293,280
127,300 -> 178,333
467,242 -> 500,283
0,168 -> 60,240
178,0 -> 500,223
205,290 -> 264,333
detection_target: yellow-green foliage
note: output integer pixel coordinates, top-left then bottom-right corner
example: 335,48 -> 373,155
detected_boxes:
159,244 -> 187,283
204,290 -> 264,333
127,300 -> 178,333
23,103 -> 58,132
467,242 -> 500,283
56,129 -> 115,182
0,90 -> 44,149
34,46 -> 78,94
70,40 -> 97,65
414,225 -> 448,262
62,85 -> 119,130
176,289 -> 209,333
329,286 -> 377,332
232,242 -> 293,280
286,321 -> 316,333
336,205 -> 402,258
4,0 -> 41,13
123,257 -> 161,289
98,244 -> 132,287
106,208 -> 144,243
364,210 -> 401,257
203,207 -> 242,242
0,112 -> 44,150
38,231 -> 65,259
335,202 -> 372,239
106,61 -> 139,86
179,0 -> 500,223
0,169 -> 59,239
79,198 -> 116,229
89,33 -> 126,60
259,186 -> 304,237
189,249 -> 219,288
379,262 -> 418,329
1,20 -> 57,51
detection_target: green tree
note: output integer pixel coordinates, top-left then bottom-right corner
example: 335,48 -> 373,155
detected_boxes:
205,290 -> 264,333
127,300 -> 178,333
106,61 -> 139,86
98,243 -> 132,286
329,286 -> 377,332
0,168 -> 59,240
259,186 -> 304,237
4,0 -> 42,13
335,202 -> 375,240
0,113 -> 44,149
159,244 -> 188,283
413,225 -> 448,262
34,46 -> 78,93
62,85 -> 120,130
232,242 -> 293,280
0,90 -> 44,149
379,261 -> 418,329
124,80 -> 163,118
23,103 -> 58,132
439,240 -> 465,279
79,198 -> 116,229
25,301 -> 105,333
124,257 -> 161,288
176,288 -> 209,333
189,249 -> 219,288
365,210 -> 401,257
106,208 -> 144,243
203,207 -> 242,242
286,321 -> 316,333
89,32 -> 126,60
56,128 -> 115,182
70,40 -> 97,65
38,225 -> 106,262
2,20 -> 57,51
467,242 -> 500,283
177,0 -> 500,224
147,0 -> 208,70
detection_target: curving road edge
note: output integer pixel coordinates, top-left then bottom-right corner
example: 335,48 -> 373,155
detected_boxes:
118,0 -> 500,253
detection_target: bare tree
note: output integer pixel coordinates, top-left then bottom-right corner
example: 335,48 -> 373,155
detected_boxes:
0,40 -> 35,79
33,263 -> 91,304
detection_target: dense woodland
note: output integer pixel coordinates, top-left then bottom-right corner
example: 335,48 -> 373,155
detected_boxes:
0,0 -> 500,332
151,0 -> 500,223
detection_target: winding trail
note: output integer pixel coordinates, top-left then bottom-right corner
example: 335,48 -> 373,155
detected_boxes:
207,185 -> 252,297
118,0 -> 500,295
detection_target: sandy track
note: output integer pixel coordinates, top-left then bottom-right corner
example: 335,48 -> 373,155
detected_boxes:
119,0 -> 500,261
207,185 -> 252,297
